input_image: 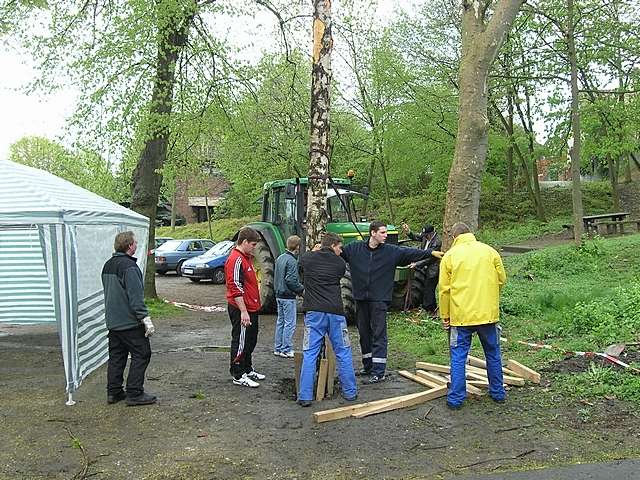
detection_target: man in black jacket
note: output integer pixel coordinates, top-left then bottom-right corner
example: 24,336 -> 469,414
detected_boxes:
342,221 -> 443,384
101,231 -> 156,406
402,223 -> 442,315
296,233 -> 357,406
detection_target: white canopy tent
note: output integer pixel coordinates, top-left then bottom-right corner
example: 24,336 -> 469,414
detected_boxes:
0,160 -> 149,404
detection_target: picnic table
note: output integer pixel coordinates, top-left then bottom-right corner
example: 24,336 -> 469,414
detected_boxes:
583,212 -> 630,233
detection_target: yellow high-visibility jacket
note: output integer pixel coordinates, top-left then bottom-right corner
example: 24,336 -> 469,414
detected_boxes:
438,233 -> 506,326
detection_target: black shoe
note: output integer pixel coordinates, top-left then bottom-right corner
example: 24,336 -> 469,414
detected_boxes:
355,368 -> 372,377
365,375 -> 386,384
491,396 -> 506,404
297,399 -> 312,407
107,391 -> 126,404
342,394 -> 358,402
447,402 -> 462,410
126,392 -> 157,406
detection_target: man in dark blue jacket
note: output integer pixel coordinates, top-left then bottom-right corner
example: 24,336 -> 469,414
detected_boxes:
273,235 -> 304,358
342,221 -> 443,383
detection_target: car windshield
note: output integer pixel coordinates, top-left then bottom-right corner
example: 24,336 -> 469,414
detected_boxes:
202,241 -> 234,257
156,240 -> 183,252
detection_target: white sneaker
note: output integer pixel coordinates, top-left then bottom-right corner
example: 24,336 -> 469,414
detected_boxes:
282,351 -> 295,358
273,351 -> 286,357
233,373 -> 259,388
247,370 -> 266,381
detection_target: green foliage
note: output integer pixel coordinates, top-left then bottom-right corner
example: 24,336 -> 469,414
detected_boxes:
156,216 -> 258,242
9,136 -> 126,202
558,364 -> 640,404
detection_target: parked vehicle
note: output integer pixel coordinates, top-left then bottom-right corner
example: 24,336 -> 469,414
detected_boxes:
181,240 -> 235,283
155,237 -> 174,249
154,238 -> 215,275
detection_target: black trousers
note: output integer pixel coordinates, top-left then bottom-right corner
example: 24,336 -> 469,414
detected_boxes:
356,300 -> 389,376
422,275 -> 438,312
107,326 -> 151,397
228,304 -> 259,379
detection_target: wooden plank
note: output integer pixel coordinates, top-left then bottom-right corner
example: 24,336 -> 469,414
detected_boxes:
443,375 -> 484,396
503,374 -> 525,387
468,362 -> 520,378
415,361 -> 450,374
467,379 -> 489,388
399,370 -> 442,389
316,358 -> 329,401
506,359 -> 541,384
352,386 -> 448,418
467,354 -> 487,369
466,370 -> 488,381
466,365 -> 488,376
415,370 -> 448,385
313,394 -> 423,423
294,352 -> 302,393
326,341 -> 336,396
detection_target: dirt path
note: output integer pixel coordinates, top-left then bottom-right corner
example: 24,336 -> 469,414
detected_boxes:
1,276 -> 639,479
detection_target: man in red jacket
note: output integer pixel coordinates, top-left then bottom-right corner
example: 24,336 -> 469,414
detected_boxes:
225,227 -> 265,387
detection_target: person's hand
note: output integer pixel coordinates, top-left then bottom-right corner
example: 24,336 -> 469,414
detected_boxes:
240,310 -> 251,326
432,250 -> 444,259
401,222 -> 410,234
408,262 -> 416,269
441,317 -> 450,330
312,243 -> 321,251
142,316 -> 155,337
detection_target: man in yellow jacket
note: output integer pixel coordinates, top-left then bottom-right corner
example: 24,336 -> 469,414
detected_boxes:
439,222 -> 507,409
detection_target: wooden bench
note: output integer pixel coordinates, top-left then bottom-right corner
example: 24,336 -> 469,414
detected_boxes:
595,219 -> 640,235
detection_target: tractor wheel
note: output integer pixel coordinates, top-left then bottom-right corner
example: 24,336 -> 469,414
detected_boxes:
253,238 -> 276,314
340,266 -> 356,324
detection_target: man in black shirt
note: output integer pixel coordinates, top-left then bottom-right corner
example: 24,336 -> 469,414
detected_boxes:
297,233 -> 357,406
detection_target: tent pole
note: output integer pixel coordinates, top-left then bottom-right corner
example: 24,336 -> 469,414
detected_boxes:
65,392 -> 76,406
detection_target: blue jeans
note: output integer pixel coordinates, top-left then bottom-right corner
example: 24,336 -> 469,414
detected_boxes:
448,323 -> 506,407
298,311 -> 358,402
274,298 -> 297,353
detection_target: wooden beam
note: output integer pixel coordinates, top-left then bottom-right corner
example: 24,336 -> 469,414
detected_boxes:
468,354 -> 520,377
415,370 -> 448,385
415,361 -> 450,374
399,370 -> 442,389
352,386 -> 448,419
316,358 -> 328,401
313,394 -> 423,423
506,359 -> 541,384
443,375 -> 484,396
326,341 -> 336,395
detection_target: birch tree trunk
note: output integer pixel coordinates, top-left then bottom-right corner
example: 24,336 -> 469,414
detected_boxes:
442,0 -> 525,248
566,0 -> 585,244
306,0 -> 333,249
131,6 -> 193,297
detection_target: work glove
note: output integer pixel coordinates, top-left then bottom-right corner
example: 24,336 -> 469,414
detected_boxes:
142,316 -> 155,337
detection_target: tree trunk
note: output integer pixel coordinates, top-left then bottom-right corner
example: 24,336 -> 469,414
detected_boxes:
566,0 -> 584,244
607,156 -> 620,210
362,156 -> 375,216
442,0 -> 525,248
170,187 -> 177,232
131,7 -> 192,297
204,191 -> 214,240
306,0 -> 332,249
506,94 -> 514,195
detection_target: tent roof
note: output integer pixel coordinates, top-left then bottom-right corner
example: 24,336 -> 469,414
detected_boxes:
0,160 -> 148,227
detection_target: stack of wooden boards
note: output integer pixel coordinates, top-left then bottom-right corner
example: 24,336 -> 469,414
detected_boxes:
313,355 -> 540,424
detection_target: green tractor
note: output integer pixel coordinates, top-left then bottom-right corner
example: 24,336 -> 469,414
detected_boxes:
241,177 -> 424,319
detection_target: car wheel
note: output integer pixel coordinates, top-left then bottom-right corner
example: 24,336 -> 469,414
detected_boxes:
156,270 -> 167,276
189,278 -> 200,283
212,267 -> 225,284
176,260 -> 185,276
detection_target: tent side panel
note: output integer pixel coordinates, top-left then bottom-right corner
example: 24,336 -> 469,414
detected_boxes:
0,228 -> 55,324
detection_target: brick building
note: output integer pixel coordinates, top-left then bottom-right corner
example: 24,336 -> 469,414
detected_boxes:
174,174 -> 229,224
